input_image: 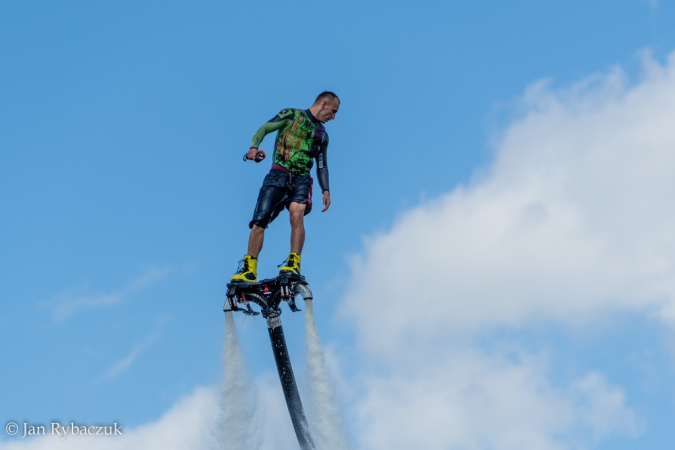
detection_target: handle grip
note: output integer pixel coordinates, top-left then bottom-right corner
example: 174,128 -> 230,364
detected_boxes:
243,150 -> 266,163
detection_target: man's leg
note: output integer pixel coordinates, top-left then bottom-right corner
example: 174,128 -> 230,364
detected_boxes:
229,225 -> 264,283
232,173 -> 285,283
279,201 -> 306,276
288,201 -> 307,255
245,173 -> 286,259
247,224 -> 265,258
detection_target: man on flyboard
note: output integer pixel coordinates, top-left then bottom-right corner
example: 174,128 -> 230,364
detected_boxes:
231,91 -> 340,283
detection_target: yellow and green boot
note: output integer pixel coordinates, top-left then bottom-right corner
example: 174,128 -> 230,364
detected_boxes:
231,255 -> 257,283
279,252 -> 301,276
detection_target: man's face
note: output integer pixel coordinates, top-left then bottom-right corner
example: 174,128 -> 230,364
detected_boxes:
317,98 -> 340,123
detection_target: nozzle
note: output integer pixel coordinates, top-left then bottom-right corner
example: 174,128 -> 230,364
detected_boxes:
293,283 -> 313,301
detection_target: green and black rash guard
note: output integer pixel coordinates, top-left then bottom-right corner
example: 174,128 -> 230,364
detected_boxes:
250,108 -> 330,193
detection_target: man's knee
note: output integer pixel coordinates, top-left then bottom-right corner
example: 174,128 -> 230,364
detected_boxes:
288,203 -> 306,224
251,224 -> 265,234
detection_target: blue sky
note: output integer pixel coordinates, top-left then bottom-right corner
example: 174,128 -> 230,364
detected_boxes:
2,1 -> 675,449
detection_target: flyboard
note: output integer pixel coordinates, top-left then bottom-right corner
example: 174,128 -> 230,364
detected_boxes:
224,273 -> 315,450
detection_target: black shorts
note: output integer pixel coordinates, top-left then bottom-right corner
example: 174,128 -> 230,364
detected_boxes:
249,169 -> 313,229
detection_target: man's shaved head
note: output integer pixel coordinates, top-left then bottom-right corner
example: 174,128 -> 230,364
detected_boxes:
314,91 -> 340,105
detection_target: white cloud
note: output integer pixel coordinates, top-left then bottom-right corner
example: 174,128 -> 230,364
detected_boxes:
342,51 -> 675,357
354,349 -> 640,450
571,372 -> 643,441
0,387 -> 220,450
102,332 -> 160,381
0,361 -> 322,450
340,51 -> 675,448
51,266 -> 169,322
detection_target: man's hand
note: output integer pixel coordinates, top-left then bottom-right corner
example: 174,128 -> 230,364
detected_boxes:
321,191 -> 331,212
243,148 -> 266,163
